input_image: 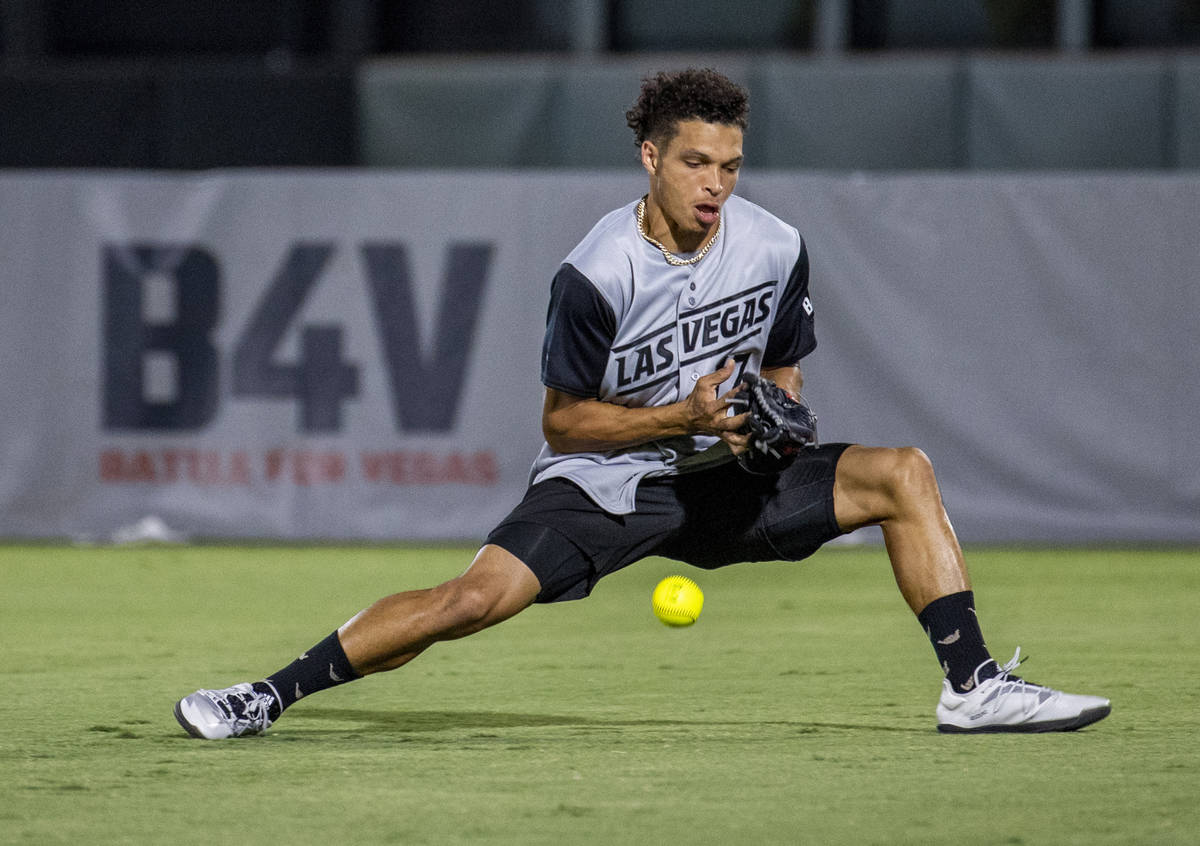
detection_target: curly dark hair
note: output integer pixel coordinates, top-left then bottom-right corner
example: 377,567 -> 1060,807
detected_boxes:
626,68 -> 749,149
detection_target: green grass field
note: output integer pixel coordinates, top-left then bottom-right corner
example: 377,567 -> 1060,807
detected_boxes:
2,543 -> 1197,845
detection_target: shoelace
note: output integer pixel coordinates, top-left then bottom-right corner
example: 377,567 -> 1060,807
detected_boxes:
977,648 -> 1057,718
206,687 -> 273,730
994,647 -> 1026,678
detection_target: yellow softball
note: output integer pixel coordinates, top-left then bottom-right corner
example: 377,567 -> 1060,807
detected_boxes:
651,575 -> 704,627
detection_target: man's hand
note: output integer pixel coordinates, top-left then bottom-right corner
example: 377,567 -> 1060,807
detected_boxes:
683,360 -> 751,453
542,360 -> 751,454
728,372 -> 819,474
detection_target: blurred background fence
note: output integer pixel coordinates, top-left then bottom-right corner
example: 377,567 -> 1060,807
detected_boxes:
3,0 -> 1200,170
2,1 -> 1197,545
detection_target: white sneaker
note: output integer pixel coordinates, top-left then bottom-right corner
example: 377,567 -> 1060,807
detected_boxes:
174,682 -> 278,739
936,649 -> 1111,734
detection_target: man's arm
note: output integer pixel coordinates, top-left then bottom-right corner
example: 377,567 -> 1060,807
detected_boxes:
542,359 -> 750,454
761,363 -> 803,397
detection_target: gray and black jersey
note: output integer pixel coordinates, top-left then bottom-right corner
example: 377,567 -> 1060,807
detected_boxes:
532,194 -> 816,515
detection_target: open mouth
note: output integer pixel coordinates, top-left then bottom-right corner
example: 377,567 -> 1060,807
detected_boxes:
695,203 -> 720,225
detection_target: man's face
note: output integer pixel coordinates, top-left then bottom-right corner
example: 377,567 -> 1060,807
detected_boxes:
642,119 -> 744,249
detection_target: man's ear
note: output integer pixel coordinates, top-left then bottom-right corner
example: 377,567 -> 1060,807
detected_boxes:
640,140 -> 658,176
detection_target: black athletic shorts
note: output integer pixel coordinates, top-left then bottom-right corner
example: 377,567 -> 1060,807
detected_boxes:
486,442 -> 852,603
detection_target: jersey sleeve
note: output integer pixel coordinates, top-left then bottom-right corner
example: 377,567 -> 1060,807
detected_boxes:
762,239 -> 816,367
540,263 -> 617,398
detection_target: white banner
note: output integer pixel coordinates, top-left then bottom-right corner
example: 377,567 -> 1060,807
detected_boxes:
1,171 -> 1197,543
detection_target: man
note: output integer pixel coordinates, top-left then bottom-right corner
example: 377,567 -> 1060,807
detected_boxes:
175,68 -> 1110,739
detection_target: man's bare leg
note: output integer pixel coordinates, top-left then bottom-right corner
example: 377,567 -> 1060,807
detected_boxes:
828,444 -> 1110,732
831,443 -> 997,692
831,445 -> 968,614
338,544 -> 542,675
174,545 -> 541,738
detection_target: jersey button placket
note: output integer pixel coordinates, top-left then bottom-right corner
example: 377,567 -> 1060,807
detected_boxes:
678,270 -> 699,393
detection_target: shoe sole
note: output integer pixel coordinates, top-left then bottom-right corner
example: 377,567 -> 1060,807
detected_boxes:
937,703 -> 1111,734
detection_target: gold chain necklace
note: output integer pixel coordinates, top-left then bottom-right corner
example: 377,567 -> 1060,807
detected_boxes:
636,199 -> 720,267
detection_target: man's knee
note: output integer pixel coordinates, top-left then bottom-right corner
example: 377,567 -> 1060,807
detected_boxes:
432,548 -> 540,638
835,445 -> 940,528
885,446 -> 938,500
845,445 -> 936,497
434,579 -> 495,631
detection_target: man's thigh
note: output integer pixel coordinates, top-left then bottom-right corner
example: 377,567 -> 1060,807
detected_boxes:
487,444 -> 853,601
830,444 -> 936,532
664,443 -> 852,567
485,477 -> 684,603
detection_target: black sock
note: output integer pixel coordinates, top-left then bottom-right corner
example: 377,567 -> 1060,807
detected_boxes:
917,591 -> 997,693
253,630 -> 360,718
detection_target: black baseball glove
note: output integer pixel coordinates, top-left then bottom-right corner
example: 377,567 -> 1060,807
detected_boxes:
729,372 -> 819,475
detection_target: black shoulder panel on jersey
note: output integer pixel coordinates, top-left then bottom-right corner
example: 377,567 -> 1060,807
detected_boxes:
762,239 -> 816,368
541,263 -> 618,398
